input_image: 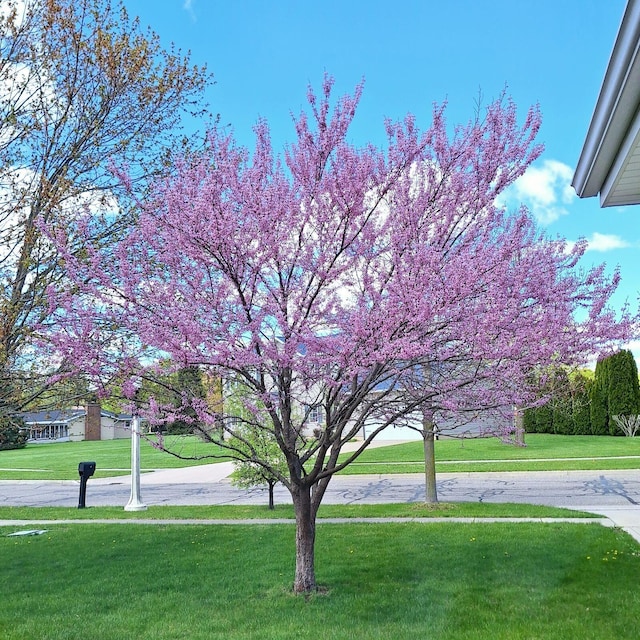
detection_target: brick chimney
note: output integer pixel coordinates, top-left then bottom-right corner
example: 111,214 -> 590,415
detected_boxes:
85,403 -> 101,441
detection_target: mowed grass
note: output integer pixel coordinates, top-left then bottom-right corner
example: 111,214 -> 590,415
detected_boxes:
0,501 -> 597,521
0,436 -> 230,480
1,521 -> 638,639
341,434 -> 640,473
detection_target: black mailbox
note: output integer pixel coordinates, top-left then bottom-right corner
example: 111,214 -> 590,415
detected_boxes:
77,461 -> 96,508
78,461 -> 96,478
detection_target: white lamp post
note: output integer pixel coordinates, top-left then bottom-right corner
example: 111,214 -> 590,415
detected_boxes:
124,413 -> 147,511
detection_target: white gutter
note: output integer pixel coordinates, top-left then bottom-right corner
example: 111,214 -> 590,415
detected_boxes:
572,0 -> 640,202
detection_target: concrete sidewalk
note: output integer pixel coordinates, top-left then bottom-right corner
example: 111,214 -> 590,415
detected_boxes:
0,516 -> 611,527
108,438 -> 406,486
581,505 -> 640,544
139,462 -> 234,485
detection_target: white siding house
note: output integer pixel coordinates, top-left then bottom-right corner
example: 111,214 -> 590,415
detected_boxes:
19,404 -> 132,443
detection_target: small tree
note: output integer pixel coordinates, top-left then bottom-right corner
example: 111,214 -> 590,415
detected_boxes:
612,414 -> 640,437
47,78 -> 631,593
230,428 -> 288,510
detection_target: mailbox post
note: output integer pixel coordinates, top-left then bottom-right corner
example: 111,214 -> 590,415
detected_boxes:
124,414 -> 147,511
78,461 -> 96,508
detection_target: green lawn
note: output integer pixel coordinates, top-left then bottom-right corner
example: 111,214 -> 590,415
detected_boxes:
0,436 -> 230,480
1,521 -> 638,639
0,501 -> 597,521
2,433 -> 639,480
340,433 -> 640,473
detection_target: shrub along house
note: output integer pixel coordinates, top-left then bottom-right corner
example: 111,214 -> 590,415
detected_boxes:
19,403 -> 132,443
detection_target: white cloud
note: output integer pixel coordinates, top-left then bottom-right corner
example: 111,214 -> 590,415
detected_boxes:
504,159 -> 576,225
183,0 -> 196,21
584,232 -> 631,252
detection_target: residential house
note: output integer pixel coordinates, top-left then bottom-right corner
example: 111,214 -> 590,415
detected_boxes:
19,403 -> 132,443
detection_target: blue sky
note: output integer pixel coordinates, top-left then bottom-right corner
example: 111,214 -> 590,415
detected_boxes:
126,0 -> 637,353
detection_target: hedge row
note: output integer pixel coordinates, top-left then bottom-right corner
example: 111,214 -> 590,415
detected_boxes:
525,350 -> 640,436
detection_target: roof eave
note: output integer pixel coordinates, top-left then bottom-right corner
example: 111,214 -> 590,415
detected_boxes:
572,0 -> 640,200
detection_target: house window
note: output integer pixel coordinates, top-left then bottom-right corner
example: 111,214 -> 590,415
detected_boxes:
29,423 -> 69,441
308,405 -> 323,425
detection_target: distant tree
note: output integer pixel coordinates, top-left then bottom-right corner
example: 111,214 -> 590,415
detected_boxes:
0,414 -> 27,450
164,366 -> 208,434
570,372 -> 592,435
47,78 -> 631,593
606,350 -> 640,434
0,0 -> 212,412
590,357 -> 610,435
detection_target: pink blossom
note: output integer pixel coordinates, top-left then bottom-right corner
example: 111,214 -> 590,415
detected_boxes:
43,78 -> 637,592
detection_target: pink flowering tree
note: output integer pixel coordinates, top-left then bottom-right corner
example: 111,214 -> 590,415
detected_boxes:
45,77 -> 630,593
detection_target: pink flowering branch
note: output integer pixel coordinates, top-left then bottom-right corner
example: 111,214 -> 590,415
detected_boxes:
43,77 -> 636,592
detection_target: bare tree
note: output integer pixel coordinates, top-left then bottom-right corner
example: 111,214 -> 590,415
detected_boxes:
612,414 -> 640,437
0,0 -> 212,411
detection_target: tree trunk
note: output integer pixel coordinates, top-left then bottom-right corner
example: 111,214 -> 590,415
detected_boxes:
268,480 -> 275,510
514,405 -> 526,447
291,483 -> 317,593
423,411 -> 438,503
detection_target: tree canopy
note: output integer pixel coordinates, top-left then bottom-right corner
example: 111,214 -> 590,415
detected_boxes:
46,77 -> 633,592
0,0 -> 212,412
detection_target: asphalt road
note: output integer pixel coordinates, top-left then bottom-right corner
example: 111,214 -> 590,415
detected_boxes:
1,469 -> 639,510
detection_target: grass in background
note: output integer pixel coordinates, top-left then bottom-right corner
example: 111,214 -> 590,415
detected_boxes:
2,433 -> 640,480
341,434 -> 640,474
1,522 -> 638,639
344,457 -> 640,474
0,502 -> 598,521
0,435 -> 230,480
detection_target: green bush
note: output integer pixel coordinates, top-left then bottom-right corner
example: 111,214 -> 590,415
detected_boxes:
526,368 -> 594,436
0,415 -> 27,450
571,373 -> 592,435
535,403 -> 553,433
552,399 -> 573,435
590,357 -> 609,435
523,407 -> 538,433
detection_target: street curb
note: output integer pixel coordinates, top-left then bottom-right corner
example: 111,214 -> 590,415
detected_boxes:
0,516 -> 610,526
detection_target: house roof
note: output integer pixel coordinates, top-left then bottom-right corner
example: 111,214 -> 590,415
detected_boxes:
18,408 -> 132,425
18,409 -> 85,425
572,0 -> 640,207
